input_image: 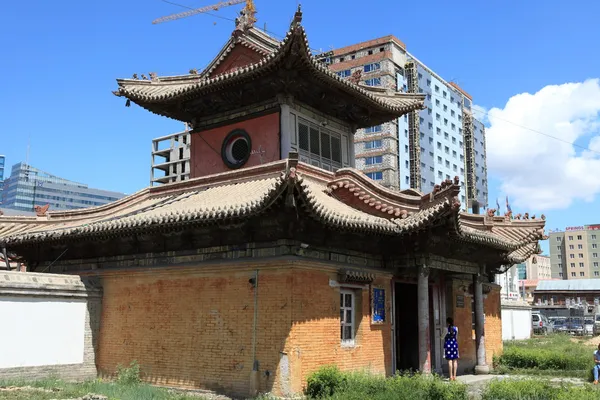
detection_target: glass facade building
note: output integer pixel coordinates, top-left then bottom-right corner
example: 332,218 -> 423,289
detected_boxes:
1,162 -> 125,212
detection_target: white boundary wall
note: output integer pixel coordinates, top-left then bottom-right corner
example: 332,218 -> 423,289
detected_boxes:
501,301 -> 532,341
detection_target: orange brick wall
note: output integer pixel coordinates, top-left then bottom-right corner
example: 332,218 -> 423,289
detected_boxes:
448,279 -> 503,373
287,269 -> 392,394
96,264 -> 392,397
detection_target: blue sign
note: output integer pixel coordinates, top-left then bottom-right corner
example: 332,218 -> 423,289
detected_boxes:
372,288 -> 385,324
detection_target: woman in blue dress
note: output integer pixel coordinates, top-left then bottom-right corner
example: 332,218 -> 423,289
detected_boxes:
444,317 -> 459,381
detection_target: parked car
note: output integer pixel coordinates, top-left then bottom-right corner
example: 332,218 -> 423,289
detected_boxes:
532,313 -> 553,335
593,314 -> 600,336
567,317 -> 585,336
585,318 -> 594,336
551,317 -> 568,333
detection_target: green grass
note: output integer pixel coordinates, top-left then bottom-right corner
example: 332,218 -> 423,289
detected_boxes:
494,334 -> 595,379
305,366 -> 468,400
481,378 -> 600,400
0,377 -> 208,400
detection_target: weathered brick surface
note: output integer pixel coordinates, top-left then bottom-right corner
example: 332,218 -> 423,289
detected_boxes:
448,279 -> 502,373
96,264 -> 391,397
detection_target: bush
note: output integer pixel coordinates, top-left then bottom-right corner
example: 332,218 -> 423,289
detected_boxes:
305,367 -> 467,400
481,378 -> 600,400
115,360 -> 141,385
305,365 -> 347,398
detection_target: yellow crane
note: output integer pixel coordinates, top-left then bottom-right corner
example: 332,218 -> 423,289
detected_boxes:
152,0 -> 255,25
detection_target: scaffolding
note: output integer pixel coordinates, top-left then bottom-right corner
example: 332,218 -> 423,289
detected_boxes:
462,110 -> 476,208
405,61 -> 421,191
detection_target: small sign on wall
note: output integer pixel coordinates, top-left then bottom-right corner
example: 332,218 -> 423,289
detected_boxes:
371,287 -> 386,324
456,295 -> 465,308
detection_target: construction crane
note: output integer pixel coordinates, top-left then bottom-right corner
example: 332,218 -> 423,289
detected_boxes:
152,0 -> 253,25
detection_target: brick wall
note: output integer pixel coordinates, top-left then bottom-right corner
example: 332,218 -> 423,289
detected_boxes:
448,279 -> 503,373
0,272 -> 101,382
96,263 -> 392,397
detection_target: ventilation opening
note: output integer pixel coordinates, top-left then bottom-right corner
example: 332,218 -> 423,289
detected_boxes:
221,129 -> 252,169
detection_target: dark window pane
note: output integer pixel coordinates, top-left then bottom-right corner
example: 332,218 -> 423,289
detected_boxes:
331,136 -> 341,162
299,123 -> 309,151
310,126 -> 320,155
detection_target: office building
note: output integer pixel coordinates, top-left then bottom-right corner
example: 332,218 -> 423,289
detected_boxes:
328,36 -> 488,210
495,265 -> 521,301
151,126 -> 191,186
516,254 -> 552,280
550,225 -> 600,280
0,155 -> 5,203
1,162 -> 125,213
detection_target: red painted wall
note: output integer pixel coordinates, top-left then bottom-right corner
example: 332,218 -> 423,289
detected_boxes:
190,112 -> 281,178
210,45 -> 264,77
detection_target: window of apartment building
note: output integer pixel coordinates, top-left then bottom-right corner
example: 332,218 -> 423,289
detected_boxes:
446,174 -> 451,180
340,290 -> 355,344
444,118 -> 448,126
578,244 -> 583,249
443,105 -> 448,112
451,110 -> 455,117
571,263 -> 576,268
570,254 -> 575,259
580,262 -> 585,268
366,171 -> 383,180
365,156 -> 383,165
595,271 -> 599,277
339,57 -> 345,62
569,236 -> 573,240
437,142 -> 442,149
436,113 -> 441,121
436,128 -> 441,135
337,69 -> 351,77
405,129 -> 408,138
420,131 -> 425,139
351,55 -> 355,60
365,78 -> 381,86
405,145 -> 409,153
436,99 -> 440,106
557,246 -> 562,251
421,177 -> 426,184
558,254 -> 562,259
580,272 -> 585,277
405,176 -> 409,185
444,132 -> 449,140
365,140 -> 383,149
428,123 -> 433,131
578,235 -> 583,240
429,137 -> 433,144
443,91 -> 447,98
405,160 -> 409,168
364,125 -> 382,133
368,50 -> 373,55
595,262 -> 599,268
428,109 -> 432,116
558,263 -> 562,268
430,166 -> 434,172
435,85 -> 439,92
458,115 -> 462,122
556,237 -> 562,242
572,272 -> 576,277
420,162 -> 426,168
427,94 -> 431,100
429,151 -> 434,157
445,146 -> 449,154
594,253 -> 599,258
460,155 -> 464,161
452,150 -> 457,158
460,168 -> 464,174
579,253 -> 584,258
364,63 -> 381,73
593,235 -> 597,240
452,137 -> 456,144
418,73 -> 422,79
427,79 -> 431,87
438,171 -> 443,179
559,272 -> 564,277
437,156 -> 442,164
569,245 -> 574,250
445,160 -> 450,168
459,141 -> 463,147
594,244 -> 598,249
451,123 -> 456,131
453,164 -> 457,171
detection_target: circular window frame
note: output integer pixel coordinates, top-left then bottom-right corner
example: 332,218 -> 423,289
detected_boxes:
221,129 -> 252,169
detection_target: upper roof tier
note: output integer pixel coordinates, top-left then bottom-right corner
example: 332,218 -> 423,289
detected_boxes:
0,153 -> 545,266
113,7 -> 425,129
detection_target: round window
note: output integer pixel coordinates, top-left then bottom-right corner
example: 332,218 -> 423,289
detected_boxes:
221,129 -> 252,169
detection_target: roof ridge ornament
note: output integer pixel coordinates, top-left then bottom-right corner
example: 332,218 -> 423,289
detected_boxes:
234,0 -> 257,33
291,4 -> 303,27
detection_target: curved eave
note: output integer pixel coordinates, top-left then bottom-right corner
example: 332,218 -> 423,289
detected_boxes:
114,24 -> 425,120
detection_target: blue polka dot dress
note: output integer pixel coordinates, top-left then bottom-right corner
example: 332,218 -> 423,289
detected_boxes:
444,325 -> 459,360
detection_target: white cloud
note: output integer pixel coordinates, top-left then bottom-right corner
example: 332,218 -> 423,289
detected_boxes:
485,79 -> 600,211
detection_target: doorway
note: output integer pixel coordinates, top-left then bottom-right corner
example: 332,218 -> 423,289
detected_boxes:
395,282 -> 418,371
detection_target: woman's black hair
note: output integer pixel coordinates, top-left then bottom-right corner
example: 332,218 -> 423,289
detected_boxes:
447,317 -> 454,326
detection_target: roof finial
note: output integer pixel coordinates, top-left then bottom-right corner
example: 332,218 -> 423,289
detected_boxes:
235,0 -> 257,31
292,3 -> 303,26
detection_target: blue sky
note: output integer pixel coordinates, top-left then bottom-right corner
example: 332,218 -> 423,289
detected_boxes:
2,0 -> 600,255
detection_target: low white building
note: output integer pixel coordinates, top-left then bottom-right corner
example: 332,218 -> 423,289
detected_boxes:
495,264 -> 521,301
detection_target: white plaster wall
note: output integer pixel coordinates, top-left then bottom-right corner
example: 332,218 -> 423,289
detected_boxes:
0,297 -> 86,368
501,307 -> 532,341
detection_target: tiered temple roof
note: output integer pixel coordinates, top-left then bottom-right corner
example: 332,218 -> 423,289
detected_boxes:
0,154 -> 545,266
113,8 -> 425,128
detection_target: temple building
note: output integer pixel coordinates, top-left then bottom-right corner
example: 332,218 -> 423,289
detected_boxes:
0,6 -> 546,398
